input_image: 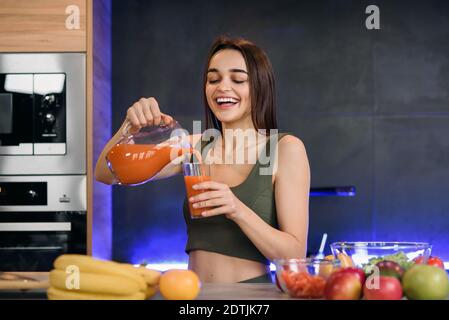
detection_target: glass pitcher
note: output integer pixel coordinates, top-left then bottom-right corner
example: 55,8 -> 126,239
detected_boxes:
106,119 -> 192,186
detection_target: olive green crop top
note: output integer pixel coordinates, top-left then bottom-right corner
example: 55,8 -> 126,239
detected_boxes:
183,132 -> 291,265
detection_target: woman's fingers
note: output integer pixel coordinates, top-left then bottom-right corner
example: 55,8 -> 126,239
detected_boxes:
192,181 -> 227,191
189,190 -> 223,202
200,205 -> 234,217
161,113 -> 173,125
192,197 -> 228,209
139,98 -> 154,125
148,97 -> 162,125
133,100 -> 148,126
186,181 -> 240,219
125,97 -> 173,132
126,104 -> 142,128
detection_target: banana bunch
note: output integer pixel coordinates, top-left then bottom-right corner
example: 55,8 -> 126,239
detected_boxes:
47,254 -> 161,300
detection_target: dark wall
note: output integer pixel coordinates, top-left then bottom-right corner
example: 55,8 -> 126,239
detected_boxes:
111,0 -> 449,264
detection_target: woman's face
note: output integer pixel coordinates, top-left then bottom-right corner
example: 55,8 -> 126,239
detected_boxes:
205,49 -> 251,126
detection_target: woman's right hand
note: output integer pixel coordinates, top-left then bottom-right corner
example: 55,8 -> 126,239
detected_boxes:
125,97 -> 174,134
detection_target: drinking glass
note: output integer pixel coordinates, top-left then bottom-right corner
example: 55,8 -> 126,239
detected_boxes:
183,163 -> 212,219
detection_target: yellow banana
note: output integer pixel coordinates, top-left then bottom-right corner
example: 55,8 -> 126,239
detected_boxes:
324,255 -> 335,261
134,266 -> 161,286
53,255 -> 146,292
47,286 -> 146,300
145,284 -> 158,299
337,253 -> 355,267
49,269 -> 140,296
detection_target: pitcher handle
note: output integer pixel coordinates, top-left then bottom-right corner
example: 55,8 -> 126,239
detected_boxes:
122,119 -> 169,136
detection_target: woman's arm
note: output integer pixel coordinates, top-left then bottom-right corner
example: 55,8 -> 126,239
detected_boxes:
232,135 -> 310,260
190,134 -> 310,260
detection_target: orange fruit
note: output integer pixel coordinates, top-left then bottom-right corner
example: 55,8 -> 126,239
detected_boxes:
159,269 -> 201,300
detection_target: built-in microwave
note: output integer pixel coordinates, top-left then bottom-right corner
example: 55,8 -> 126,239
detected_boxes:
0,53 -> 85,175
0,53 -> 87,271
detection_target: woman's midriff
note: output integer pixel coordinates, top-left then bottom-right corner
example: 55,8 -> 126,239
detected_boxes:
188,250 -> 270,283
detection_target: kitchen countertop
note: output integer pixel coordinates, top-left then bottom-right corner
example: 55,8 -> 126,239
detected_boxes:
163,283 -> 291,300
0,272 -> 296,300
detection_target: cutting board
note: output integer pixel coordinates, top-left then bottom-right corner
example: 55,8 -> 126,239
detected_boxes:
0,272 -> 49,291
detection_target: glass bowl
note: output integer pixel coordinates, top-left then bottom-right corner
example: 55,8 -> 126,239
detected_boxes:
330,242 -> 432,274
273,258 -> 341,299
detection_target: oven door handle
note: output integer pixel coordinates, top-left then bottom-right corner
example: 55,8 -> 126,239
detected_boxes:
0,222 -> 71,232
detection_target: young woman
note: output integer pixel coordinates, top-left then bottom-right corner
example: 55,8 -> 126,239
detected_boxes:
95,36 -> 310,283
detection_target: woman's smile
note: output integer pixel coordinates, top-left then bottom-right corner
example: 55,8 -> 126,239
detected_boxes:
215,96 -> 240,109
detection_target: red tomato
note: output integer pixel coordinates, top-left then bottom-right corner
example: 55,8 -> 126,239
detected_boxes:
427,256 -> 445,269
282,271 -> 326,298
414,256 -> 445,269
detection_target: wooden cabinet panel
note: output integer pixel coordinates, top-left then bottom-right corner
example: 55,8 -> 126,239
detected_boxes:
0,0 -> 86,52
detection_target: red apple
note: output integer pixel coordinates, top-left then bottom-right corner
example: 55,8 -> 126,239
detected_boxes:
336,267 -> 366,287
363,276 -> 403,300
376,260 -> 404,280
324,272 -> 362,300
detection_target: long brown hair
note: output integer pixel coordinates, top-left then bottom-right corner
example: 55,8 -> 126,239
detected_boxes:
203,35 -> 278,134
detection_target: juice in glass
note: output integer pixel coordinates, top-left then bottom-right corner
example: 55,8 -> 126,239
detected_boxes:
183,163 -> 212,218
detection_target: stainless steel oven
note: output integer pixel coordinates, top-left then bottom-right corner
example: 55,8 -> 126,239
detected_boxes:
0,176 -> 86,271
0,53 -> 87,271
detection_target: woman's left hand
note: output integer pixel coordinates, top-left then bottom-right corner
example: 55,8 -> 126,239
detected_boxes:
189,181 -> 244,220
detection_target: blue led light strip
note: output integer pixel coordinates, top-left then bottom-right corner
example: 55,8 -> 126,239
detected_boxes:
135,262 -> 277,272
136,262 -> 449,272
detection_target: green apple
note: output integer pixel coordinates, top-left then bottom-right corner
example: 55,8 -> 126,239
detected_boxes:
402,264 -> 449,300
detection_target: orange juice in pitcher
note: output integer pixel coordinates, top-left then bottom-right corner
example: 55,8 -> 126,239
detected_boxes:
106,120 -> 192,185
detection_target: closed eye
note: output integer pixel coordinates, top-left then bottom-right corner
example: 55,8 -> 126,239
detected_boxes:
207,78 -> 247,84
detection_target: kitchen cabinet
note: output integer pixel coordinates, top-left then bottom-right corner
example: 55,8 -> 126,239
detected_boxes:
0,0 -> 111,260
0,0 -> 86,52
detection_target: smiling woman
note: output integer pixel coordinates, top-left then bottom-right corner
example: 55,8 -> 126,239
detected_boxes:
203,36 -> 277,133
95,35 -> 310,284
205,49 -> 252,130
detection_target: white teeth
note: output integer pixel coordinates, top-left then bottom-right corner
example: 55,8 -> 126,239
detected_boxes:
216,97 -> 238,104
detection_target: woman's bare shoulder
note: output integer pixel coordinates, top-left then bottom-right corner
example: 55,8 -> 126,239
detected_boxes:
278,134 -> 306,155
274,134 -> 309,179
